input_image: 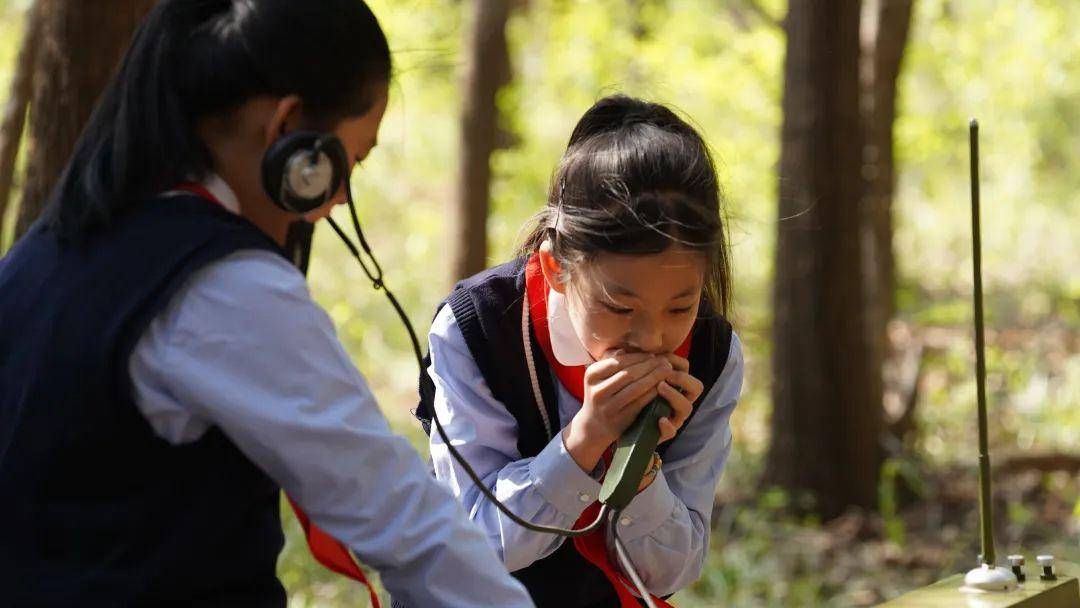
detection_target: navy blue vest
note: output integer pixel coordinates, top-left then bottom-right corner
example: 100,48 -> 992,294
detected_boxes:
416,258 -> 733,608
0,195 -> 288,606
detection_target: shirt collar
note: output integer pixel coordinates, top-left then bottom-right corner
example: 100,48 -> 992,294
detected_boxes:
163,173 -> 241,215
201,173 -> 241,215
547,288 -> 595,367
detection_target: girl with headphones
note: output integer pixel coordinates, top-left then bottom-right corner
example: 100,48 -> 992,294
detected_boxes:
0,1 -> 532,606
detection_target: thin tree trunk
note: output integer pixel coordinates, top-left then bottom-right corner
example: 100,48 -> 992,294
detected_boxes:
450,0 -> 511,283
864,0 -> 914,329
14,0 -> 155,239
0,1 -> 43,238
864,0 -> 916,447
764,0 -> 884,519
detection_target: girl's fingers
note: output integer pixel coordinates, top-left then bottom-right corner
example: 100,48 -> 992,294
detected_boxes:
593,357 -> 667,400
657,417 -> 678,444
611,359 -> 673,409
584,352 -> 654,385
664,370 -> 704,403
625,387 -> 660,413
605,388 -> 659,438
665,353 -> 690,373
658,381 -> 692,428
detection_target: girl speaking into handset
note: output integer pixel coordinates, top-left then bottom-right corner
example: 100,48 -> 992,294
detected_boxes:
418,95 -> 744,607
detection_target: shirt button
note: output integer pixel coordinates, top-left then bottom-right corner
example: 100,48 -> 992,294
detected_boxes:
578,492 -> 592,503
619,516 -> 633,526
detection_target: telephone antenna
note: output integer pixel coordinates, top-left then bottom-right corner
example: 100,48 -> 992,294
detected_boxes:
969,118 -> 995,567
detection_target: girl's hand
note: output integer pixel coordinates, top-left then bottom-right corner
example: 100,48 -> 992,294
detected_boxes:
656,353 -> 704,444
563,352 -> 673,473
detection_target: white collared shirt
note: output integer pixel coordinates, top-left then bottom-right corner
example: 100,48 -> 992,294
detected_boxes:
128,178 -> 534,607
427,285 -> 744,596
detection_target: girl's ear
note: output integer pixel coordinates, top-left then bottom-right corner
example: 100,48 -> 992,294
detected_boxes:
265,95 -> 304,147
537,240 -> 567,294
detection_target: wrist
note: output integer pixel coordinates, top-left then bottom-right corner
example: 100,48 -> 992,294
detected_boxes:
562,417 -> 610,473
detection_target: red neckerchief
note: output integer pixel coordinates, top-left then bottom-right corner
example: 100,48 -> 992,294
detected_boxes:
525,254 -> 686,608
172,182 -> 220,204
173,183 -> 382,608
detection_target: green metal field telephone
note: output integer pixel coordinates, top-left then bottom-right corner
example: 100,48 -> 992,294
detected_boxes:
878,122 -> 1079,607
881,558 -> 1079,607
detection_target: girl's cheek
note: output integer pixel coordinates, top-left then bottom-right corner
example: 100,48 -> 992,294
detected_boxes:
668,316 -> 697,350
568,309 -> 611,354
584,312 -> 629,353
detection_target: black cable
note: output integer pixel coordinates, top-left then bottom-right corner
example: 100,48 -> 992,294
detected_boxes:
327,185 -> 609,538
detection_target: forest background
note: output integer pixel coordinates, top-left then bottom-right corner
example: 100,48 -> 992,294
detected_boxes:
0,0 -> 1076,605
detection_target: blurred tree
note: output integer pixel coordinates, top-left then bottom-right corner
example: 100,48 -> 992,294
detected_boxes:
863,0 -> 914,332
450,0 -> 512,282
864,0 -> 918,445
13,0 -> 154,240
0,1 -> 41,239
764,0 -> 885,518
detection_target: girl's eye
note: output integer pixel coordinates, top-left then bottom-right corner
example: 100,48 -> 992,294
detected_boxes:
602,302 -> 634,315
669,307 -> 694,315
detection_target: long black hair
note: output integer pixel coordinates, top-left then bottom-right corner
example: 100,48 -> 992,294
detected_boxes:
42,0 -> 391,239
520,95 -> 732,317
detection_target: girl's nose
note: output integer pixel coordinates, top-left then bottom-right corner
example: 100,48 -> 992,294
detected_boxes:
628,318 -> 664,354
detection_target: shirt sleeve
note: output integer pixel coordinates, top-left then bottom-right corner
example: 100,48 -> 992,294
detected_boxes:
128,249 -> 533,608
610,332 -> 744,596
427,305 -> 608,573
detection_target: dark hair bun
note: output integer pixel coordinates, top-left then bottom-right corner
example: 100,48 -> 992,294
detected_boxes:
567,95 -> 682,146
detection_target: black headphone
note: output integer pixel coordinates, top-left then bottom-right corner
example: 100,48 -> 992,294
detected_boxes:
261,131 -> 350,214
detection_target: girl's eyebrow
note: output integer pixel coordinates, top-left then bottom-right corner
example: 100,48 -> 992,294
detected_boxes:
604,284 -> 699,300
607,283 -> 640,299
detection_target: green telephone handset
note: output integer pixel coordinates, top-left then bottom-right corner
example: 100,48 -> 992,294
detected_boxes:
599,397 -> 672,510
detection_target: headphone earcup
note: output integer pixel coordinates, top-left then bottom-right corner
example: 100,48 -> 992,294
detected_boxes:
261,131 -> 349,213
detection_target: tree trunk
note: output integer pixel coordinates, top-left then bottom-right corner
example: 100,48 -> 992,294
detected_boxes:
764,0 -> 884,519
864,0 -> 914,330
0,1 -> 43,241
450,0 -> 511,283
14,0 -> 155,239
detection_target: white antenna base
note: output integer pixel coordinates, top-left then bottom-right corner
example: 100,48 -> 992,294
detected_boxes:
960,564 -> 1019,593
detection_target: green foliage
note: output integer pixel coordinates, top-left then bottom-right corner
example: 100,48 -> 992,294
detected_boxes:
878,456 -> 928,546
896,0 -> 1080,297
676,488 -> 843,607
